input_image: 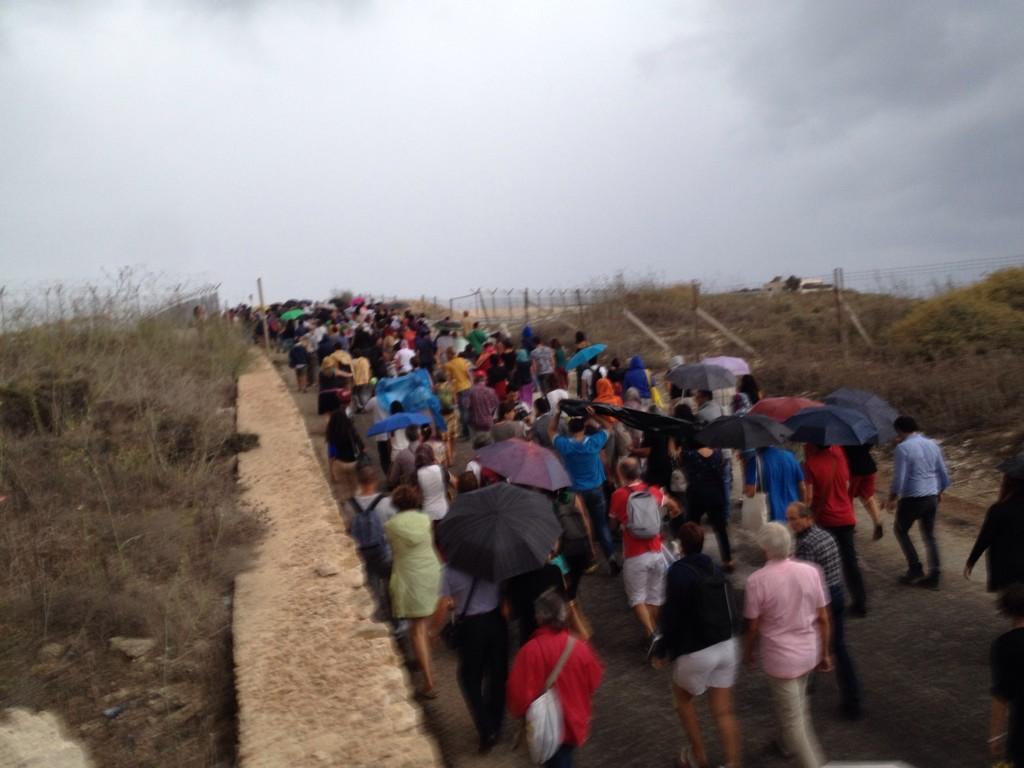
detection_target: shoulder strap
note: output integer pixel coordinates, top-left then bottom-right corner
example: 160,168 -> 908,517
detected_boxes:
545,635 -> 576,690
365,493 -> 385,513
349,497 -> 366,515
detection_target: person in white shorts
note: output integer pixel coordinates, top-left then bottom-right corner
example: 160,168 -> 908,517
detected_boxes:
609,458 -> 680,656
654,521 -> 741,768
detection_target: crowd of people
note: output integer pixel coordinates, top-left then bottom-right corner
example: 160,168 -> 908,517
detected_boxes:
235,297 -> 1024,768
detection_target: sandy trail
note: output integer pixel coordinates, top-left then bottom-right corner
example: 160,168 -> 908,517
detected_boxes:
233,355 -> 442,768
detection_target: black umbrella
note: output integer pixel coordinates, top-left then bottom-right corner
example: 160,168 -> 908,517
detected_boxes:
666,363 -> 736,392
784,405 -> 878,446
824,387 -> 898,443
437,484 -> 562,582
559,399 -> 697,436
695,414 -> 792,450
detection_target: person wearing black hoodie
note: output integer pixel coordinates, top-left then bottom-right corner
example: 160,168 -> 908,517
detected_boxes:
966,453 -> 1024,592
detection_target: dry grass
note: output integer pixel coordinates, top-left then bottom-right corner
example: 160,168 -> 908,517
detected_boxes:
0,313 -> 262,767
533,278 -> 1024,448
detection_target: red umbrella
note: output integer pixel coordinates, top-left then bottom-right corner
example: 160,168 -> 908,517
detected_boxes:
474,438 -> 571,491
749,396 -> 823,423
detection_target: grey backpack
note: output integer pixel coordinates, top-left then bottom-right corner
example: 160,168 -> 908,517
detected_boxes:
626,489 -> 662,539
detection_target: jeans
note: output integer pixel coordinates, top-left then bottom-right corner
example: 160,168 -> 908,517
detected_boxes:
894,496 -> 940,576
579,486 -> 615,561
456,610 -> 508,742
360,546 -> 392,624
822,525 -> 867,612
827,585 -> 861,714
457,390 -> 472,438
768,673 -> 825,768
545,744 -> 575,768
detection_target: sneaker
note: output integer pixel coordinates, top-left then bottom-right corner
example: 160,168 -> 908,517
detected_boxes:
916,574 -> 940,590
645,633 -> 663,662
898,570 -> 924,585
873,524 -> 884,541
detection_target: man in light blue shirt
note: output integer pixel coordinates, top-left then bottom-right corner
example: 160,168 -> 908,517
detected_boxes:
885,416 -> 950,588
550,404 -> 617,572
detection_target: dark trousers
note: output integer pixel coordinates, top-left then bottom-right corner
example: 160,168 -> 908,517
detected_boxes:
545,744 -> 575,768
360,546 -> 392,623
686,500 -> 732,563
456,610 -> 508,741
580,487 -> 614,560
829,585 -> 862,714
894,495 -> 940,576
823,525 -> 867,612
457,390 -> 472,438
377,441 -> 392,475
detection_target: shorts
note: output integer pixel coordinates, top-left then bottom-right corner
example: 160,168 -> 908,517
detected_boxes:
622,550 -> 667,607
672,638 -> 739,696
849,473 -> 876,500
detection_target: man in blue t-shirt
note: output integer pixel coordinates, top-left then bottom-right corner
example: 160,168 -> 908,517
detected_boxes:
744,445 -> 806,523
550,404 -> 618,572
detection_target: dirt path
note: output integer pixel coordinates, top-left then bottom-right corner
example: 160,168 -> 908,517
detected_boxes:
233,355 -> 441,767
283,360 -> 1003,768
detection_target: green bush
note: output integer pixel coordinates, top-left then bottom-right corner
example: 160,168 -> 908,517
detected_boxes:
890,268 -> 1024,356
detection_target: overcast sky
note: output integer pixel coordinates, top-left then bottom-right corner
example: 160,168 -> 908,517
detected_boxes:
1,1 -> 1022,303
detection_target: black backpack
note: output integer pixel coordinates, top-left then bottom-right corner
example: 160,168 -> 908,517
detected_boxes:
349,494 -> 387,551
684,562 -> 736,648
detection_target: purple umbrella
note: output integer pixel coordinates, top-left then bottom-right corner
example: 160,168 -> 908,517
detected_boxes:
474,438 -> 571,491
700,356 -> 751,376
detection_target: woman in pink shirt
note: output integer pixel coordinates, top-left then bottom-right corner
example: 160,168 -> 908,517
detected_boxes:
743,523 -> 832,768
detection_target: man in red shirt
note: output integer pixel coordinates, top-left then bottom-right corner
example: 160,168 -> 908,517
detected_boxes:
609,457 -> 680,653
803,443 -> 868,617
507,590 -> 603,768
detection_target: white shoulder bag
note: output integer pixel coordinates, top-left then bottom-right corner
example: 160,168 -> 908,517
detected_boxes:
526,636 -> 576,764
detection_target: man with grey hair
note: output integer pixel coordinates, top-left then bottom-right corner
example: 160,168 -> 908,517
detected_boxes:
609,456 -> 680,656
507,589 -> 604,768
743,522 -> 832,768
786,502 -> 862,720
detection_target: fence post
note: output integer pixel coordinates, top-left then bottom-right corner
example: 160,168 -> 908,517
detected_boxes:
449,298 -> 454,317
523,288 -> 530,324
833,268 -> 849,359
575,288 -> 585,330
691,280 -> 700,359
490,289 -> 498,320
256,277 -> 271,353
0,286 -> 5,333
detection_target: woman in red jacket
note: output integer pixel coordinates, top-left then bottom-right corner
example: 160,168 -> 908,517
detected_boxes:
507,589 -> 603,768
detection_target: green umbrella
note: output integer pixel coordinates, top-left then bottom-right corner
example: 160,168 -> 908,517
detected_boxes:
280,308 -> 306,321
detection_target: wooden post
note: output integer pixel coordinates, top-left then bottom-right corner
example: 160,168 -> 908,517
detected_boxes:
691,281 -> 700,359
576,288 -> 585,330
490,289 -> 497,320
449,298 -> 454,317
623,308 -> 672,356
833,268 -> 849,359
695,307 -> 756,354
523,288 -> 530,324
256,277 -> 270,352
841,294 -> 874,347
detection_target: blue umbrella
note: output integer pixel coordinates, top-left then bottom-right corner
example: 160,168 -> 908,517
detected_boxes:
784,405 -> 878,446
824,387 -> 898,443
565,343 -> 607,370
366,412 -> 431,437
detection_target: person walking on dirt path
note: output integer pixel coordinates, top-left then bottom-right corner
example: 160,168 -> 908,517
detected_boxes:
388,425 -> 421,489
803,444 -> 868,617
884,415 -> 950,589
682,442 -> 734,571
346,465 -> 397,623
842,443 -> 885,541
988,584 -> 1024,767
443,348 -> 473,440
467,321 -> 489,359
507,589 -> 604,768
965,452 -> 1024,591
609,457 -> 677,655
531,338 -> 558,395
787,502 -> 863,720
325,406 -> 364,501
467,371 -> 500,438
743,522 -> 831,768
288,335 -> 311,392
550,404 -> 619,574
385,484 -> 442,699
432,565 -> 508,754
745,445 -> 806,523
654,522 -> 742,768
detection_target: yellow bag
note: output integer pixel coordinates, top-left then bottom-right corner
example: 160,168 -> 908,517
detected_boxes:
646,370 -> 664,409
